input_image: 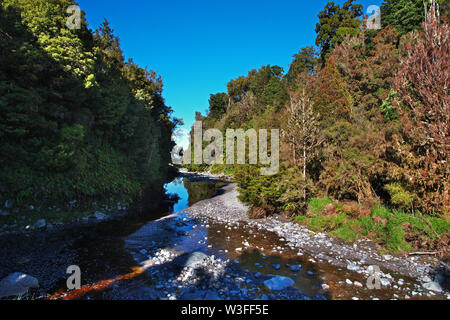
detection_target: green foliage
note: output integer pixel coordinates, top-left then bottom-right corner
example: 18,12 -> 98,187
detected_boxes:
234,165 -> 281,211
286,46 -> 317,85
379,89 -> 399,121
385,183 -> 415,210
0,0 -> 175,210
188,0 -> 448,226
296,200 -> 449,253
315,0 -> 363,62
208,93 -> 228,119
381,0 -> 425,34
307,197 -> 334,214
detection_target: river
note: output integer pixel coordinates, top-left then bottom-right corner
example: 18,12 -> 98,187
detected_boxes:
0,174 -> 446,300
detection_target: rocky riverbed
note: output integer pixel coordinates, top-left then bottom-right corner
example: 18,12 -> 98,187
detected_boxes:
1,173 -> 449,300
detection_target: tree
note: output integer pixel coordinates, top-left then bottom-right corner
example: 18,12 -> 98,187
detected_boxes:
283,74 -> 322,199
0,0 -> 176,207
380,0 -> 424,34
315,0 -> 363,63
208,93 -> 228,119
286,46 -> 317,85
389,1 -> 449,214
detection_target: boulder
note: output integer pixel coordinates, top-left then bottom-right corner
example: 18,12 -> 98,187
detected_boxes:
423,281 -> 442,293
0,273 -> 39,298
264,276 -> 295,291
183,251 -> 209,269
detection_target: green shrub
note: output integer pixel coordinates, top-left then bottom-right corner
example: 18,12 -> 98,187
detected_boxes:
385,183 -> 415,210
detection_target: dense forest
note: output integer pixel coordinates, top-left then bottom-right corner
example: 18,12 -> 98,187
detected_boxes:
0,0 -> 176,216
187,0 -> 449,253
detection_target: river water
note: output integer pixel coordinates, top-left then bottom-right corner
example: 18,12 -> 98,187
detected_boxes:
1,175 -> 441,300
47,177 -> 328,300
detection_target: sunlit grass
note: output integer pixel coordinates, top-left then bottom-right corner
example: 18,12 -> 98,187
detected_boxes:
295,198 -> 450,254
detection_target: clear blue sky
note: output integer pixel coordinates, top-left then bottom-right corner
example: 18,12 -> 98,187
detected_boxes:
77,0 -> 381,134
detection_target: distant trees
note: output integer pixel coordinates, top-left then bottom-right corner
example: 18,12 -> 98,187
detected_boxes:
286,46 -> 317,85
208,93 -> 228,120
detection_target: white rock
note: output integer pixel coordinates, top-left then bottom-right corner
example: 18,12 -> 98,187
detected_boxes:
183,252 -> 209,269
264,276 -> 295,291
423,281 -> 442,293
0,273 -> 39,298
347,264 -> 360,271
380,278 -> 391,287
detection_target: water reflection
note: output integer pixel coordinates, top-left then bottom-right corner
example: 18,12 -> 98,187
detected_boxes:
165,178 -> 189,213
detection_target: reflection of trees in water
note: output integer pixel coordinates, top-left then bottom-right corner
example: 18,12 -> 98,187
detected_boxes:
183,180 -> 218,206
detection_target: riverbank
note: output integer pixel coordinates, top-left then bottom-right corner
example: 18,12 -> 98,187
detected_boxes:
1,172 -> 448,300
181,173 -> 449,299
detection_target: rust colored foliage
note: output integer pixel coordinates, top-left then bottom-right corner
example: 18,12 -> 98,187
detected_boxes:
392,5 -> 449,215
249,206 -> 267,219
314,57 -> 353,124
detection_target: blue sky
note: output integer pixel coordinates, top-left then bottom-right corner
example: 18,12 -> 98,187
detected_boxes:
77,0 -> 381,141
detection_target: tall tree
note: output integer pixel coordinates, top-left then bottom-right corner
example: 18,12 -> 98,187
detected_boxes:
315,0 -> 363,63
283,74 -> 322,199
208,92 -> 228,119
389,1 -> 449,214
381,0 -> 425,34
286,46 -> 317,85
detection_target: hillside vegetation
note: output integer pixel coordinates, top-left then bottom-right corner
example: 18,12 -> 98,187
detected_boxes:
187,0 -> 449,254
0,0 -> 177,219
